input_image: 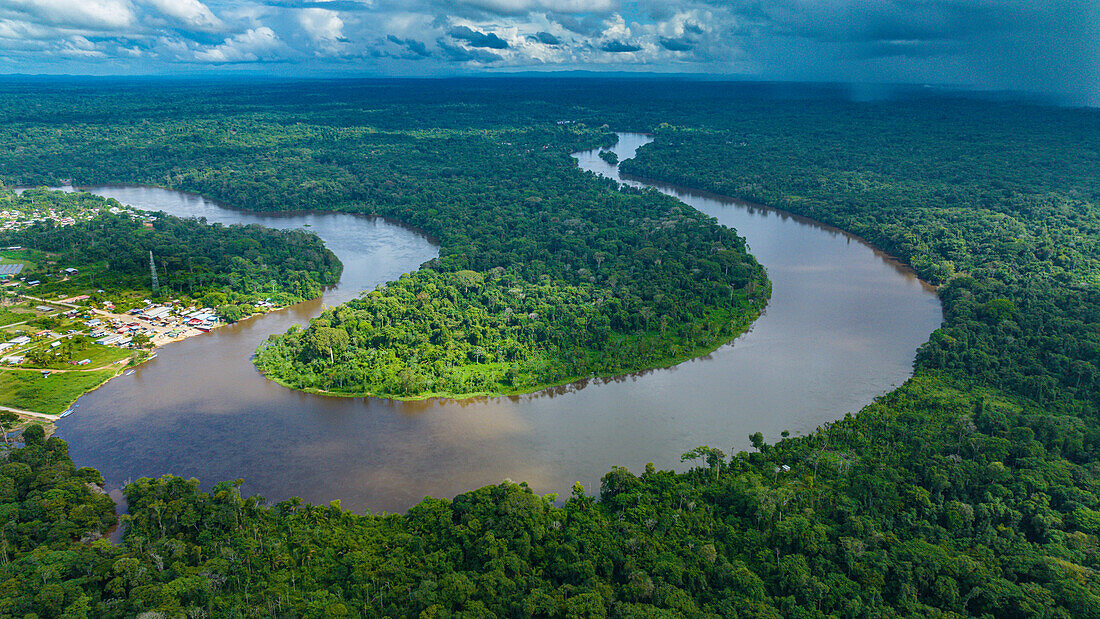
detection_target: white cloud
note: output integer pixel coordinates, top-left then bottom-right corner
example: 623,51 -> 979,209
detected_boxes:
142,0 -> 223,32
458,0 -> 614,15
1,0 -> 135,29
57,34 -> 104,56
0,17 -> 54,40
193,26 -> 282,62
655,10 -> 708,38
298,7 -> 345,53
600,13 -> 630,40
154,34 -> 191,60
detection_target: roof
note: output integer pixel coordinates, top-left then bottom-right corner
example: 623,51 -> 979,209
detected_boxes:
0,264 -> 24,275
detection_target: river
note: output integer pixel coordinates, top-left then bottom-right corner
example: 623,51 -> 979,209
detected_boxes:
51,133 -> 942,513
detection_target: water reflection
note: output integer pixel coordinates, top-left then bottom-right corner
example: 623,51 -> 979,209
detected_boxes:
52,134 -> 941,514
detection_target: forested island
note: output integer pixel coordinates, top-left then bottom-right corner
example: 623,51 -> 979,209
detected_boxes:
0,79 -> 1098,616
253,152 -> 768,397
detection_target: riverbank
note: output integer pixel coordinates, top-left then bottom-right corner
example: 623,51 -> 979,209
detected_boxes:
1,296 -> 311,437
48,137 -> 938,516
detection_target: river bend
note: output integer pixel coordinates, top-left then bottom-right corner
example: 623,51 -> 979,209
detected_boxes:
50,133 -> 942,513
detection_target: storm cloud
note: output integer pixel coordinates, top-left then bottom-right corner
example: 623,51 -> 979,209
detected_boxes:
0,0 -> 1092,104
448,25 -> 508,49
659,37 -> 693,51
601,40 -> 640,53
533,31 -> 560,45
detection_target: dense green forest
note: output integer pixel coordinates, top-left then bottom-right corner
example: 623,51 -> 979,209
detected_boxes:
0,83 -> 769,398
620,100 -> 1100,408
1,187 -> 342,318
254,170 -> 767,396
0,80 -> 1098,616
2,374 -> 1098,616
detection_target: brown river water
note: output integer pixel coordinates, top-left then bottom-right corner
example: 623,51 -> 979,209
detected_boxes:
49,133 -> 942,513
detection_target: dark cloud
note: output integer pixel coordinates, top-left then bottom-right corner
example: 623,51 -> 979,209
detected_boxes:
386,35 -> 432,58
438,40 -> 503,62
860,39 -> 958,59
683,22 -> 704,35
659,37 -> 693,51
448,25 -> 509,49
534,31 -> 561,45
740,0 -> 1020,45
0,0 -> 1093,105
554,14 -> 605,36
601,40 -> 641,53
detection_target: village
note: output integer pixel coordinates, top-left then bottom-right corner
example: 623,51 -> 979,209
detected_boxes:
1,188 -> 155,232
0,295 -> 226,364
0,288 -> 238,422
0,187 -> 330,424
0,260 -> 289,421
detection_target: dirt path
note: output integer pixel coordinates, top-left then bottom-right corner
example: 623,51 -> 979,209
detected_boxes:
18,294 -> 79,310
2,360 -> 126,373
0,404 -> 60,421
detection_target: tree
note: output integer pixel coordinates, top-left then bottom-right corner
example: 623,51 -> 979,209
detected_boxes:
0,411 -> 17,445
681,446 -> 726,479
307,326 -> 349,363
21,423 -> 44,446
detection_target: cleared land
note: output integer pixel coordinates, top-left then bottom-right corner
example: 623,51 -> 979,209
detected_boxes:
0,368 -> 116,415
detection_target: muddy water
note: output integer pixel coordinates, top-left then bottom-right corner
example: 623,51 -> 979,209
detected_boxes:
52,134 -> 941,513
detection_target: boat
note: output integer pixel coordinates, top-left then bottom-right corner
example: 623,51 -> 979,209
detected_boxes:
147,353 -> 157,359
125,370 -> 135,376
59,409 -> 72,418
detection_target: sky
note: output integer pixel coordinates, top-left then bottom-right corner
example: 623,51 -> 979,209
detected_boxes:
0,0 -> 1096,104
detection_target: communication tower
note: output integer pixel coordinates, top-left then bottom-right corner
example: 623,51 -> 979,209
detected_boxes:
149,251 -> 159,293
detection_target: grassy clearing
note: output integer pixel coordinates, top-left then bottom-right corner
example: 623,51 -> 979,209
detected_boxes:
27,343 -> 133,370
0,368 -> 116,414
0,306 -> 37,327
0,248 -> 38,271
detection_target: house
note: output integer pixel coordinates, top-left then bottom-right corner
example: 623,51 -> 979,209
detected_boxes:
76,359 -> 90,366
8,336 -> 31,346
141,306 -> 172,320
64,268 -> 78,275
2,356 -> 24,364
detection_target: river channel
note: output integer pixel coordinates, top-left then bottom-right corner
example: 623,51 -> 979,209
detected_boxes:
53,133 -> 942,513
